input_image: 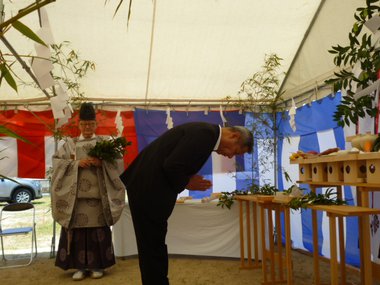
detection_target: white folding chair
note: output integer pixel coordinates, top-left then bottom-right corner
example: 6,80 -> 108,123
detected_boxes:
0,202 -> 37,268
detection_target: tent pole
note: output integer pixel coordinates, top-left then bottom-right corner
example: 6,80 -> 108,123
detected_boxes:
144,0 -> 157,105
278,0 -> 326,96
50,132 -> 58,258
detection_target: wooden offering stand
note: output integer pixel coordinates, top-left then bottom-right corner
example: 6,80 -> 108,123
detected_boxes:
291,151 -> 380,285
235,194 -> 291,285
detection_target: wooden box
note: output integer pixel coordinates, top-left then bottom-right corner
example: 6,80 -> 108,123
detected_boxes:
299,164 -> 312,181
361,153 -> 380,184
311,162 -> 328,182
327,161 -> 344,182
343,160 -> 367,183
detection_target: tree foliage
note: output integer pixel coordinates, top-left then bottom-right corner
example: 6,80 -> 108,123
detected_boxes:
325,0 -> 380,127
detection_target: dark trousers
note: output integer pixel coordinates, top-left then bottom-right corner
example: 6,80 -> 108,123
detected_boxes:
55,226 -> 115,270
128,189 -> 177,285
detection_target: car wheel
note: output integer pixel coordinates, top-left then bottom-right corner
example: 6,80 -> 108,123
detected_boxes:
12,188 -> 32,203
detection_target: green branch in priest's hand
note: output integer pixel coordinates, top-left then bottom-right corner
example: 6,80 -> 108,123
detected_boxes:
87,137 -> 131,163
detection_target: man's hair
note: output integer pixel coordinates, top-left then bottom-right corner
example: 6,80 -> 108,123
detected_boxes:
229,126 -> 254,153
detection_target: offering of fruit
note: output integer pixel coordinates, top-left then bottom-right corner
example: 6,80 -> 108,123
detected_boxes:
319,147 -> 340,156
289,148 -> 340,160
289,150 -> 307,160
363,140 -> 373,152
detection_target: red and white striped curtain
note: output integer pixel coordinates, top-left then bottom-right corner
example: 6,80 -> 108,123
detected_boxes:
0,110 -> 138,178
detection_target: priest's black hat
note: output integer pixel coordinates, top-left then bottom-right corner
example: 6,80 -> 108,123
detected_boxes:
79,102 -> 96,120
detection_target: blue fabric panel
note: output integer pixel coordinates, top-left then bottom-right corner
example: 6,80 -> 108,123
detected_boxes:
134,109 -> 168,151
333,127 -> 345,150
345,215 -> 360,267
245,112 -> 275,139
170,110 -> 245,127
278,92 -> 342,136
276,136 -> 285,190
311,95 -> 342,131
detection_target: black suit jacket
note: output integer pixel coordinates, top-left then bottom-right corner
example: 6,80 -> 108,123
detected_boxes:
120,122 -> 220,197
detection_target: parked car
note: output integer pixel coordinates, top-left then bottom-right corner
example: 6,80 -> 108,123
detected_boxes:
0,177 -> 43,203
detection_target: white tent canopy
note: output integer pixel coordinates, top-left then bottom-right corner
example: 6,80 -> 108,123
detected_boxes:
0,0 -> 365,107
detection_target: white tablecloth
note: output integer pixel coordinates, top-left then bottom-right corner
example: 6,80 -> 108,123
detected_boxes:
112,199 -> 262,258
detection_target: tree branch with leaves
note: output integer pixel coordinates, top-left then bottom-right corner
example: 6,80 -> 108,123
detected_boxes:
325,0 -> 380,128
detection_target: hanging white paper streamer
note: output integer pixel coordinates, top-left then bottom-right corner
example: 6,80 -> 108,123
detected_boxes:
166,107 -> 173,129
115,110 -> 124,136
50,83 -> 69,120
219,105 -> 227,127
37,8 -> 55,44
350,62 -> 363,94
31,7 -> 55,90
50,96 -> 65,119
354,79 -> 380,100
56,106 -> 72,128
364,15 -> 380,34
289,98 -> 297,132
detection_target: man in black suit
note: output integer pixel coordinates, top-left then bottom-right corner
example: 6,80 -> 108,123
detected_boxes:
120,122 -> 253,285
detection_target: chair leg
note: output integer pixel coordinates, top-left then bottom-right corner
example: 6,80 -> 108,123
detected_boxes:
0,236 -> 5,261
33,228 -> 37,258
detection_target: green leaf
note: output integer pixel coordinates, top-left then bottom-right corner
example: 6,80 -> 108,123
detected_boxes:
0,125 -> 30,143
12,20 -> 47,47
0,64 -> 17,92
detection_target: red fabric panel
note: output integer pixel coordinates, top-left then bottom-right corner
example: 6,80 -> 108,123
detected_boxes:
0,109 -> 138,177
121,111 -> 138,168
17,136 -> 45,178
0,110 -> 54,137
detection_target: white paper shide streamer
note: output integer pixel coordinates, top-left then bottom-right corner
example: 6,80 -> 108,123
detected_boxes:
219,105 -> 227,127
166,107 -> 173,129
289,98 -> 297,132
115,110 -> 124,136
31,7 -> 55,90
